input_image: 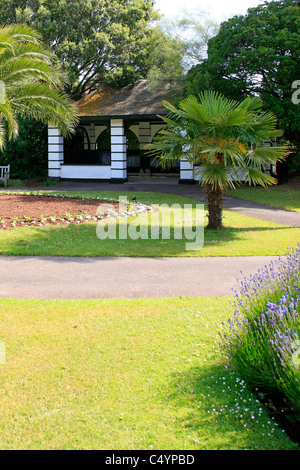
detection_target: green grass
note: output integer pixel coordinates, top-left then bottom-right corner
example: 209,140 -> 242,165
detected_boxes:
0,178 -> 59,188
1,191 -> 300,257
226,184 -> 300,213
0,297 -> 298,450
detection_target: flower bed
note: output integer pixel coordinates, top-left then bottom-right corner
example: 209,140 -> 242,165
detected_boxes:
220,244 -> 300,441
0,191 -> 153,229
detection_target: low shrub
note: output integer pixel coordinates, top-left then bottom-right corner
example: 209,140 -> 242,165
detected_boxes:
220,243 -> 300,411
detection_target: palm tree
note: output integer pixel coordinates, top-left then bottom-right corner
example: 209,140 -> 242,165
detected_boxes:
147,91 -> 288,229
0,24 -> 77,149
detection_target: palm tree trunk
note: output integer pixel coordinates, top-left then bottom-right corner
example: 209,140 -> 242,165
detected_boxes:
205,183 -> 223,230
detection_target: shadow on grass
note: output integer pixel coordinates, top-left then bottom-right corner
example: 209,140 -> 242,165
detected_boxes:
162,363 -> 297,450
0,220 -> 296,258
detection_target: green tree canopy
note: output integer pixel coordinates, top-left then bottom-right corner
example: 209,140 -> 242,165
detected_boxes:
147,92 -> 287,229
0,0 -> 184,99
0,24 -> 77,150
184,0 -> 300,150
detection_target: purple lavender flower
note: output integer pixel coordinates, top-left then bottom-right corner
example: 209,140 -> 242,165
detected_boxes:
220,243 -> 300,409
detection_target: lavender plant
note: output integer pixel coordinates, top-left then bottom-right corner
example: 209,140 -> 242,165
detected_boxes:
220,243 -> 300,410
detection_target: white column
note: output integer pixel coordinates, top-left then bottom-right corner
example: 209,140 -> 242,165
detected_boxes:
110,119 -> 127,182
48,126 -> 63,178
179,133 -> 194,183
179,158 -> 194,183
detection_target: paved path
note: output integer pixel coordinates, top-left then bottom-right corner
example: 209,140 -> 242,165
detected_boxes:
0,255 -> 281,299
1,178 -> 299,299
35,177 -> 300,227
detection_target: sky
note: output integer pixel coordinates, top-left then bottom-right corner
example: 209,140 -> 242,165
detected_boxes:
154,0 -> 266,23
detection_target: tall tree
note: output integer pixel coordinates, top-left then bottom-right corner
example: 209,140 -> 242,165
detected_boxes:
184,0 -> 300,151
144,26 -> 185,92
0,24 -> 77,149
147,92 -> 287,230
158,9 -> 219,71
0,0 -> 184,99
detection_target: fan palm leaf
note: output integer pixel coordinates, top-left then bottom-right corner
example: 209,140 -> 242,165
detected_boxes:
147,92 -> 288,229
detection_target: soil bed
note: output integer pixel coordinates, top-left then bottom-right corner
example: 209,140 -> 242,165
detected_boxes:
0,193 -> 151,229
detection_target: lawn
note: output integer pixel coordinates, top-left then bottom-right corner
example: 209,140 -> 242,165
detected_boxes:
226,184 -> 300,213
0,190 -> 300,257
1,189 -> 299,450
0,297 -> 298,450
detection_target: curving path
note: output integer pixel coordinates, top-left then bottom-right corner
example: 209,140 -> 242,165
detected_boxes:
42,177 -> 300,227
0,178 -> 299,300
0,254 -> 287,299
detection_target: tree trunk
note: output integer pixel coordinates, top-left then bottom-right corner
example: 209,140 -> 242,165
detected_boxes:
205,183 -> 223,230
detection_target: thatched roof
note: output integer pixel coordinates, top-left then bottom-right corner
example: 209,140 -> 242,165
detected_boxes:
77,80 -> 176,118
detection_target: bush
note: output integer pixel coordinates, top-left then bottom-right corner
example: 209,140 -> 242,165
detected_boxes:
0,117 -> 47,179
220,244 -> 300,411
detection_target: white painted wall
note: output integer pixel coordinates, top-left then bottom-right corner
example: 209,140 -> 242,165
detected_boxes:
60,165 -> 111,179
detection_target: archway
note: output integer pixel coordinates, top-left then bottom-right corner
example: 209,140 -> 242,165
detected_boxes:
96,128 -> 111,165
64,126 -> 90,164
148,130 -> 180,176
